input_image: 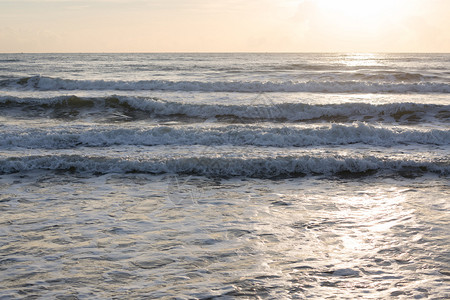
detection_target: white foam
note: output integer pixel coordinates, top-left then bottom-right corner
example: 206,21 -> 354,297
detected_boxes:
0,153 -> 447,177
123,97 -> 450,123
8,76 -> 450,93
1,95 -> 448,124
1,123 -> 449,149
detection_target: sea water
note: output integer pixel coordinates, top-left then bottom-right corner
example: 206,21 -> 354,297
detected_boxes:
0,53 -> 449,299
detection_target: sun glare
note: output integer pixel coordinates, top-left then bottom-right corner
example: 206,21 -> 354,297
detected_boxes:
316,0 -> 408,32
318,0 -> 393,17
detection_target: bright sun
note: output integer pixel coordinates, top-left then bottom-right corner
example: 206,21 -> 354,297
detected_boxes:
316,0 -> 408,31
318,0 -> 395,16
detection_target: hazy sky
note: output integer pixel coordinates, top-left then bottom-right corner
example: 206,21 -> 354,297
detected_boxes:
0,0 -> 449,53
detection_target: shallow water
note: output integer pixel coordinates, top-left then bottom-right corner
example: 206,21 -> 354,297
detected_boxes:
1,172 -> 449,299
0,53 -> 449,299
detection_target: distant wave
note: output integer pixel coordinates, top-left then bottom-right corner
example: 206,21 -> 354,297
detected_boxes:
2,75 -> 450,93
1,95 -> 449,123
0,59 -> 21,63
1,123 -> 449,149
0,154 -> 447,177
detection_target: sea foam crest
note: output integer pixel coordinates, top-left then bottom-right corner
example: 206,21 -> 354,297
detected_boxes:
0,154 -> 448,177
1,123 -> 449,149
4,75 -> 450,93
1,95 -> 448,123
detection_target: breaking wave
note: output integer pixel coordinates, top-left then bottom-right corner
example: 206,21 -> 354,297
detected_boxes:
1,123 -> 449,149
2,75 -> 450,93
1,95 -> 449,123
0,154 -> 448,177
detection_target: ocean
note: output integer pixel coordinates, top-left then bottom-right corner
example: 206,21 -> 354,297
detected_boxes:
0,53 -> 449,299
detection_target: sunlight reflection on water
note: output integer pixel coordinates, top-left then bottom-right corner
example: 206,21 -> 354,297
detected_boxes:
0,172 -> 448,299
340,53 -> 384,67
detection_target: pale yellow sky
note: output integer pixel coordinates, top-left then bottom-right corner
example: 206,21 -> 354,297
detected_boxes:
0,0 -> 449,53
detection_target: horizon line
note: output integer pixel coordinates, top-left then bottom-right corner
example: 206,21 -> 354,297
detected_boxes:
1,51 -> 449,54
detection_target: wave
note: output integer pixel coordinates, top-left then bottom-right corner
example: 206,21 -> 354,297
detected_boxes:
1,95 -> 449,123
0,59 -> 20,63
0,154 -> 447,177
1,123 -> 449,149
271,66 -> 439,81
2,75 -> 450,93
347,71 -> 439,82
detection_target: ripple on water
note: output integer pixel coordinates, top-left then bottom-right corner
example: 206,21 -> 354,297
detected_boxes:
0,172 -> 448,299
